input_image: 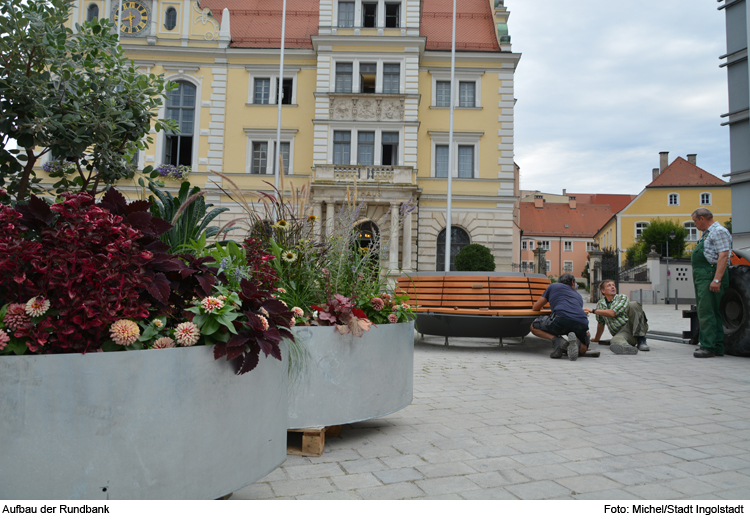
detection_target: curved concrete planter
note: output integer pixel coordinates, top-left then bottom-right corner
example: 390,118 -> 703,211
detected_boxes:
288,321 -> 414,429
0,345 -> 287,500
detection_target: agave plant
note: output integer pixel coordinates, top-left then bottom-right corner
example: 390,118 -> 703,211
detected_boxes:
148,181 -> 230,253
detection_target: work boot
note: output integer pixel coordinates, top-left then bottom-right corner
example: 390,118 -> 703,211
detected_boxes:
637,336 -> 650,351
550,336 -> 568,359
694,348 -> 715,358
580,350 -> 600,358
567,332 -> 579,361
610,343 -> 638,355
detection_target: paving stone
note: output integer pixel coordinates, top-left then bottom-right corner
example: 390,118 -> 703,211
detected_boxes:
414,461 -> 476,479
269,477 -> 335,497
414,476 -> 481,495
625,483 -> 686,500
379,454 -> 427,469
331,473 -> 382,491
700,456 -> 750,471
284,462 -> 346,480
516,464 -> 579,481
662,477 -> 722,496
374,467 -> 424,484
698,470 -> 750,490
664,448 -> 712,461
418,449 -> 476,464
230,482 -> 275,500
505,480 -> 573,500
340,458 -> 389,474
296,490 -> 360,500
467,469 -> 530,487
555,474 -> 622,494
460,488 -> 518,500
603,469 -> 659,486
596,444 -> 643,456
356,482 -> 426,500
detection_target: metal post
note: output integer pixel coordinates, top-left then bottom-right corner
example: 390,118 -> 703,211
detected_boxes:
665,237 -> 670,304
274,0 -> 289,215
639,289 -> 643,306
675,289 -> 679,310
444,0 -> 457,273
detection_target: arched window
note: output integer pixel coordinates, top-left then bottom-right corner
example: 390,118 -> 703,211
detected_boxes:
86,3 -> 99,22
700,192 -> 712,206
164,7 -> 177,30
684,221 -> 699,242
436,226 -> 470,271
164,81 -> 196,167
635,221 -> 650,238
668,193 -> 679,206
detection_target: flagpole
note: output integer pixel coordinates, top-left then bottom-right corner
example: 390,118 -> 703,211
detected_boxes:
274,0 -> 288,211
444,0 -> 457,272
117,0 -> 123,42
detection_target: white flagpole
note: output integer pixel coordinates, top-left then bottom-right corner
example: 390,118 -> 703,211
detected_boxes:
274,0 -> 288,208
444,0 -> 457,272
117,0 -> 123,42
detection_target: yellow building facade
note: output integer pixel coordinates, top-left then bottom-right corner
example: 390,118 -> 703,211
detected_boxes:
595,154 -> 732,262
57,0 -> 521,272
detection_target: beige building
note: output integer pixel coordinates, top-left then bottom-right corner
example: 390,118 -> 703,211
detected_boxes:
61,0 -> 521,271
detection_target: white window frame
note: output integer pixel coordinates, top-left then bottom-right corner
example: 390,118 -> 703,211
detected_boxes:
246,67 -> 299,105
521,240 -> 527,251
331,57 -> 404,94
586,242 -> 596,252
668,192 -> 680,206
528,240 -> 535,251
700,192 -> 712,206
160,2 -> 181,32
429,70 -> 483,108
428,131 -> 482,179
563,261 -> 574,272
328,127 -> 402,165
157,73 -> 201,171
86,2 -> 99,22
564,241 -> 573,252
244,129 -> 297,175
635,221 -> 650,239
684,221 -> 699,242
333,0 -> 405,28
538,240 -> 550,251
545,260 -> 551,272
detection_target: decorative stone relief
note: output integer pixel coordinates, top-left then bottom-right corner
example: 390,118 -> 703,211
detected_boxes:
193,3 -> 220,41
328,95 -> 404,121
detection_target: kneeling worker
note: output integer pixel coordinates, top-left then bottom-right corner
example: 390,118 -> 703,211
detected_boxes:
586,279 -> 649,354
530,273 -> 593,361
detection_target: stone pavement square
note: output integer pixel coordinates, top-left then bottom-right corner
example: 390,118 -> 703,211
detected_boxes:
231,305 -> 750,500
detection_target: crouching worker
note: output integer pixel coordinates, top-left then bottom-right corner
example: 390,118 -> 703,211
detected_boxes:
530,273 -> 594,361
585,279 -> 649,354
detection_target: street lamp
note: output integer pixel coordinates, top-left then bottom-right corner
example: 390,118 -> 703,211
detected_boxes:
666,230 -> 676,304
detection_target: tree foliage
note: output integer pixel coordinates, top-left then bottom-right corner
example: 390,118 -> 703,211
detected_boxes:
625,218 -> 687,266
454,243 -> 496,272
0,0 -> 177,203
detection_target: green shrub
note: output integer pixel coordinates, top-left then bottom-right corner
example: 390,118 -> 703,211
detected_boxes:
454,244 -> 495,272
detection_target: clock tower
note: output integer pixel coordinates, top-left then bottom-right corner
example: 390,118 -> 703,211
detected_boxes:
112,0 -> 152,37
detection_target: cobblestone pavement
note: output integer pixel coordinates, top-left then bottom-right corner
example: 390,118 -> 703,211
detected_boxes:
232,304 -> 750,500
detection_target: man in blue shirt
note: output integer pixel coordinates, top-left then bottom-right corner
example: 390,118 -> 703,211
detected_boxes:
530,273 -> 593,361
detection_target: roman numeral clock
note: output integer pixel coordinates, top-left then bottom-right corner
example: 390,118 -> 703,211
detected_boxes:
113,1 -> 151,36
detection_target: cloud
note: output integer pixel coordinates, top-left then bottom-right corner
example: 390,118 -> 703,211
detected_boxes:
510,0 -> 730,194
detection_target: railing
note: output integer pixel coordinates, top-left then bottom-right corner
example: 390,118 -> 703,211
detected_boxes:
619,264 -> 649,283
313,165 -> 417,185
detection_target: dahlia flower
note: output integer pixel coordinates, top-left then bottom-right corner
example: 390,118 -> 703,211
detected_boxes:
370,297 -> 385,311
3,303 -> 30,330
110,320 -> 140,346
152,337 -> 176,349
175,322 -> 201,347
292,306 -> 304,318
276,287 -> 287,294
260,307 -> 269,317
290,318 -> 296,327
388,314 -> 398,324
0,330 -> 10,351
258,315 -> 270,331
152,319 -> 163,328
25,297 -> 50,317
201,296 -> 225,313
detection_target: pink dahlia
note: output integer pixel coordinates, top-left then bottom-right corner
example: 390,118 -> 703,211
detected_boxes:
258,315 -> 270,331
3,303 -> 30,330
388,314 -> 398,324
370,297 -> 385,311
201,296 -> 224,313
276,287 -> 287,294
0,330 -> 10,351
110,320 -> 140,346
292,306 -> 304,318
152,319 -> 163,328
175,322 -> 201,346
25,297 -> 50,317
152,336 -> 176,349
290,317 -> 296,327
260,307 -> 269,317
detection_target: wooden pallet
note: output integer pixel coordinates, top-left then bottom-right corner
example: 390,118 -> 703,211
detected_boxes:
287,425 -> 342,457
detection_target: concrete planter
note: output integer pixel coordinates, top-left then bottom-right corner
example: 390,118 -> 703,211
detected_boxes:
288,321 -> 414,429
0,345 -> 287,500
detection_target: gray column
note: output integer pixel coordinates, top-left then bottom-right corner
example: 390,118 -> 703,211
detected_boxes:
401,207 -> 412,271
326,201 -> 335,238
389,203 -> 400,271
313,201 -> 323,241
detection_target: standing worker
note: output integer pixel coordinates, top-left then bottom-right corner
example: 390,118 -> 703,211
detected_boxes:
691,208 -> 732,358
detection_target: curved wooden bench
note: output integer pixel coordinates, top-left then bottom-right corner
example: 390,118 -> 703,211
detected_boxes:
396,272 -> 551,341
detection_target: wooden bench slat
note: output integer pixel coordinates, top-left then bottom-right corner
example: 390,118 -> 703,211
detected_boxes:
489,295 -> 534,301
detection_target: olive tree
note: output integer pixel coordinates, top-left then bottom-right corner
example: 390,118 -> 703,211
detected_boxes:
0,0 -> 177,202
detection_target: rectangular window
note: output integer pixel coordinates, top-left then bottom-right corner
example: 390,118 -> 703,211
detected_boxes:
528,241 -> 534,250
539,241 -> 550,251
360,63 -> 377,93
254,78 -> 271,104
459,81 -> 475,107
385,3 -> 400,27
252,142 -> 268,174
458,145 -> 473,178
333,131 -> 351,164
586,242 -> 596,252
335,63 -> 353,93
545,260 -> 551,272
436,81 -> 450,107
338,2 -> 355,27
564,241 -> 573,252
668,193 -> 679,206
435,145 -> 448,178
635,222 -> 649,238
357,132 -> 374,165
277,78 -> 293,105
362,3 -> 377,27
383,63 -> 400,94
563,261 -> 574,272
701,193 -> 711,205
522,241 -> 528,251
381,132 -> 398,165
273,142 -> 290,175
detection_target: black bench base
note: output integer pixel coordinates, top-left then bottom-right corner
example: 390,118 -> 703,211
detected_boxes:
416,313 -> 536,339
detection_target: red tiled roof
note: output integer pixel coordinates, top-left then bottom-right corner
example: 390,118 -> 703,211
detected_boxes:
200,0 -> 319,49
519,202 -> 614,237
421,0 -> 501,52
646,157 -> 727,188
576,194 -> 636,214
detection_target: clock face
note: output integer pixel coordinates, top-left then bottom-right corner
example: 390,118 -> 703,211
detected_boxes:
114,1 -> 150,36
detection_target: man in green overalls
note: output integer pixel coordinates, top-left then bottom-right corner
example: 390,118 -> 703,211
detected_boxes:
691,208 -> 732,358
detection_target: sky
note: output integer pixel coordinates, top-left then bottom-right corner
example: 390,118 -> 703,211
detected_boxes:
510,0 -> 730,195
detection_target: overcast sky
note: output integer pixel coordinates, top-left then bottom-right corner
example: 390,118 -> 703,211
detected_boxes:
510,0 -> 730,195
